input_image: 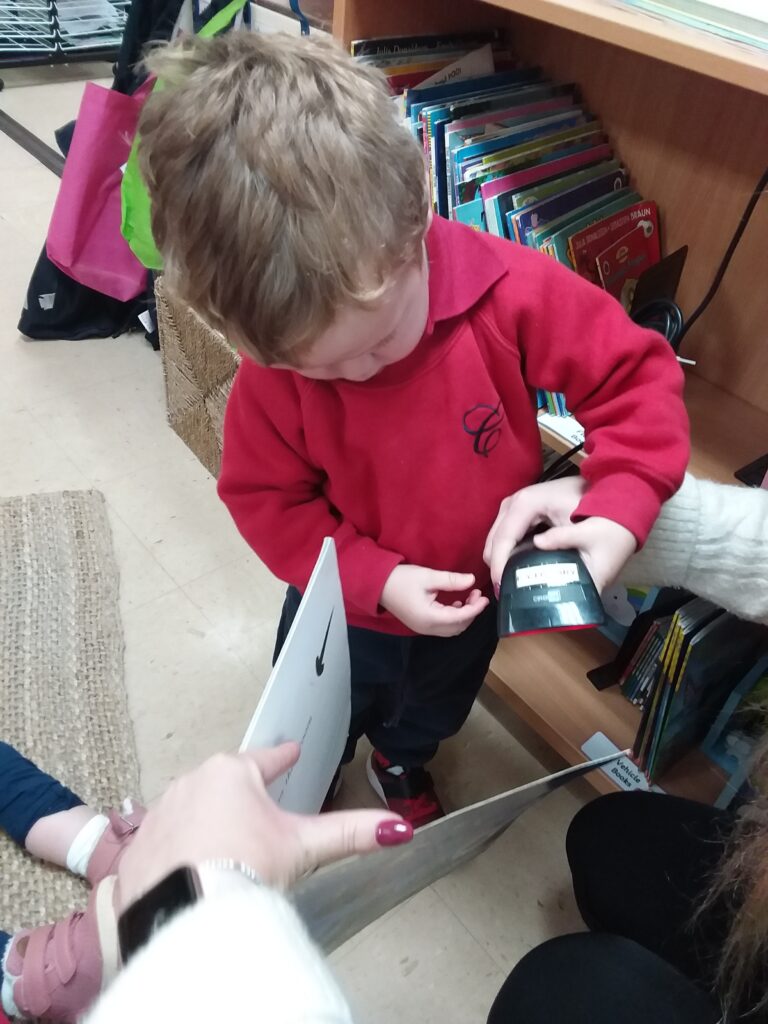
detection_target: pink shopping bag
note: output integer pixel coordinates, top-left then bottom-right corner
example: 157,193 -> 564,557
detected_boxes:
47,81 -> 152,302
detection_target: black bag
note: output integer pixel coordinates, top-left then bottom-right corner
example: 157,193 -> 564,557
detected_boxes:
18,249 -> 154,342
18,116 -> 155,343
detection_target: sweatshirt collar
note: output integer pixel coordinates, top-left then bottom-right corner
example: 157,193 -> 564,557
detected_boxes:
425,214 -> 507,324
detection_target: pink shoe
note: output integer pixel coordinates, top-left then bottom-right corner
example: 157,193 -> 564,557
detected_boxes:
3,879 -> 120,1022
86,801 -> 146,886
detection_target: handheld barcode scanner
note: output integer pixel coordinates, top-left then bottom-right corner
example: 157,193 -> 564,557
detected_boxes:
496,440 -> 605,638
497,538 -> 605,637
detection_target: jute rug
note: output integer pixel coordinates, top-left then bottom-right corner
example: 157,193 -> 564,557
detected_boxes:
0,490 -> 140,933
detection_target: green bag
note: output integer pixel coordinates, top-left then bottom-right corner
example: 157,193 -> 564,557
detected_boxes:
120,0 -> 250,270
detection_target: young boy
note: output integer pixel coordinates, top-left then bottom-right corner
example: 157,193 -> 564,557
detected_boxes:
138,32 -> 690,826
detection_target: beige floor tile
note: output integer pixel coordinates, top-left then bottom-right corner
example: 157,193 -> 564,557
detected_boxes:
106,509 -> 178,613
101,450 -> 249,586
434,787 -> 587,973
4,333 -> 161,410
183,555 -> 286,682
1,198 -> 56,245
332,887 -> 506,1024
0,132 -> 58,179
430,701 -> 556,813
30,371 -> 187,483
0,63 -> 110,89
0,407 -> 89,494
0,68 -> 111,150
122,588 -> 264,801
0,222 -> 46,326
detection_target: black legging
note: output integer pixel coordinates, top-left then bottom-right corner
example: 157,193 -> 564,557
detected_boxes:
489,791 -> 737,1023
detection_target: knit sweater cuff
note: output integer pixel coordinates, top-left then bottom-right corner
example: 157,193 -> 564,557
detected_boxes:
621,473 -> 700,588
621,473 -> 768,625
85,885 -> 353,1024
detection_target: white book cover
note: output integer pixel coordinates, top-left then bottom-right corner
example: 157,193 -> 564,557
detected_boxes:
240,538 -> 350,814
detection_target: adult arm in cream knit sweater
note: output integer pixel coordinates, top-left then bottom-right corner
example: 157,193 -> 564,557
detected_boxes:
621,473 -> 768,623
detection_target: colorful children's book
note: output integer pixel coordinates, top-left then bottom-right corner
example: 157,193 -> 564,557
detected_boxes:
506,166 -> 628,244
428,87 -> 572,214
649,615 -> 767,782
507,159 -> 622,211
568,200 -> 659,283
527,188 -> 639,261
643,600 -> 721,775
470,135 -> 606,223
460,123 -> 601,188
441,90 -> 576,214
351,31 -> 503,58
548,190 -> 642,265
479,142 -> 613,232
596,215 -> 661,309
438,84 -> 577,206
406,68 -> 541,117
453,197 -> 486,231
454,108 -> 589,172
477,140 -> 612,214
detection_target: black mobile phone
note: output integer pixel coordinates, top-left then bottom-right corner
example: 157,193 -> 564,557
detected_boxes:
117,866 -> 201,964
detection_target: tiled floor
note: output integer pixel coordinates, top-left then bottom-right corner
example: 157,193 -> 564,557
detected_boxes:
0,70 -> 587,1023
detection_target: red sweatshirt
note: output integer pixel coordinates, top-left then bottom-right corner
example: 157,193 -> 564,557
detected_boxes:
218,216 -> 689,634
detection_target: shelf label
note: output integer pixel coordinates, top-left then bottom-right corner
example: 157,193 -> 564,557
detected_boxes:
581,732 -> 664,794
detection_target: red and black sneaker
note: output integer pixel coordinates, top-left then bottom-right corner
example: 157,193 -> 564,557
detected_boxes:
366,751 -> 445,829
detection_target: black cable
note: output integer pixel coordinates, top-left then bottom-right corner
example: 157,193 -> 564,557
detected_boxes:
676,165 -> 768,343
632,298 -> 685,351
540,441 -> 585,482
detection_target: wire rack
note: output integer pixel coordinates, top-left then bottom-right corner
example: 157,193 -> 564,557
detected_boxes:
0,0 -> 129,65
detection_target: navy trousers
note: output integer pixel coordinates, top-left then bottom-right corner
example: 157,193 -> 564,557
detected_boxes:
274,587 -> 499,767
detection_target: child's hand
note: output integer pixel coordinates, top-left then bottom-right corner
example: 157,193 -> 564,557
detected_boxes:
484,476 -> 587,591
380,565 -> 489,637
533,517 -> 637,592
484,476 -> 637,592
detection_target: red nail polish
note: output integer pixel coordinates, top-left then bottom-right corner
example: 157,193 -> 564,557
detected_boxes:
376,820 -> 413,846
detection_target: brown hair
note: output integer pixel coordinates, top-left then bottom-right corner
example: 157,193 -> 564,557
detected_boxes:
705,729 -> 768,1020
138,32 -> 430,363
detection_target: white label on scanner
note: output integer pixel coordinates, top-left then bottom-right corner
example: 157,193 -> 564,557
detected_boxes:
515,563 -> 579,588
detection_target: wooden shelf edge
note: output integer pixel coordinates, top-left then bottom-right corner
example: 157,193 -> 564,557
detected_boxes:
538,372 -> 768,485
485,667 -> 622,796
486,635 -> 727,803
480,0 -> 768,95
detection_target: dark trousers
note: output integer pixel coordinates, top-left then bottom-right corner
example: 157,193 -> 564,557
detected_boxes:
274,587 -> 499,767
489,792 -> 736,1024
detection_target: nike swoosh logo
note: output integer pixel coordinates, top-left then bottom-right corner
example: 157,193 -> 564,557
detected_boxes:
315,610 -> 334,676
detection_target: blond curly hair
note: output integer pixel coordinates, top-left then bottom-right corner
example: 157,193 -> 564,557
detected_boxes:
138,31 -> 430,363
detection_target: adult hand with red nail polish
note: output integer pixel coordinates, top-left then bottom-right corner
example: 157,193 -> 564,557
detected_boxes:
116,743 -> 413,910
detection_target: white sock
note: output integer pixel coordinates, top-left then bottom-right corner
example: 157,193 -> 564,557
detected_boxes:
66,813 -> 109,877
2,934 -> 19,1017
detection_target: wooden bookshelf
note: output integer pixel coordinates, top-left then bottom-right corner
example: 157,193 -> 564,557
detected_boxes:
334,0 -> 767,802
334,0 -> 768,95
540,372 -> 768,484
486,630 -> 727,801
478,0 -> 768,96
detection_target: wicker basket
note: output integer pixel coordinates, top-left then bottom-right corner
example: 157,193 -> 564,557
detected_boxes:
155,277 -> 240,477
